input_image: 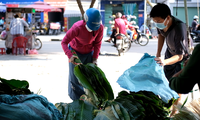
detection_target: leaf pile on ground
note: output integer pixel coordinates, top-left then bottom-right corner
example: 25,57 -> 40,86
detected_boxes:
56,63 -> 176,120
0,77 -> 31,95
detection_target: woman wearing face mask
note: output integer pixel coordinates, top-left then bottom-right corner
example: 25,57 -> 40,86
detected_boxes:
150,3 -> 188,80
61,8 -> 103,101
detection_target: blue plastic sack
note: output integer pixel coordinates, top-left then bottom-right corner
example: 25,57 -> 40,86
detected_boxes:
117,53 -> 179,103
0,94 -> 63,120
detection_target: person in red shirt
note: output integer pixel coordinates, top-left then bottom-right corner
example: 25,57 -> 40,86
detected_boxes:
122,15 -> 134,40
61,8 -> 103,100
113,12 -> 127,45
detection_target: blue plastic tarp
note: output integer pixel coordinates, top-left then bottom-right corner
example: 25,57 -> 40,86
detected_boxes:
117,53 -> 179,103
0,94 -> 63,120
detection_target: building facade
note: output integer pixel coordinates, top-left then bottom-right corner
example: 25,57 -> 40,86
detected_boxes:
100,0 -> 145,35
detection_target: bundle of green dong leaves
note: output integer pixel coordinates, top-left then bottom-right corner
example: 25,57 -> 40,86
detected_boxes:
56,63 -> 176,120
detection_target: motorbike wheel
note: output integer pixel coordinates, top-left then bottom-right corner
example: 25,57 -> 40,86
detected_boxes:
118,50 -> 121,56
48,29 -> 53,35
34,38 -> 42,50
43,29 -> 47,35
138,35 -> 149,46
123,41 -> 132,53
134,39 -> 139,44
117,41 -> 131,56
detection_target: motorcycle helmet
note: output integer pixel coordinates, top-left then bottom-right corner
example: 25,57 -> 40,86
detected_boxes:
84,8 -> 101,31
194,15 -> 198,20
122,15 -> 126,19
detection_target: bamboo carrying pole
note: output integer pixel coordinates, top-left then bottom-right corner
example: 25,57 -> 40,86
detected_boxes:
76,0 -> 96,17
76,0 -> 85,16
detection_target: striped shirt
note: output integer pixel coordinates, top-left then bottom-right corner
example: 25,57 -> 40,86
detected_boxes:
10,18 -> 29,35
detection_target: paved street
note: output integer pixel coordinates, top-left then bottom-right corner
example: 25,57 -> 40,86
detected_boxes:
0,33 -> 199,105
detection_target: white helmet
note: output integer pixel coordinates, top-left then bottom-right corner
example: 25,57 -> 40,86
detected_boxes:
194,15 -> 198,19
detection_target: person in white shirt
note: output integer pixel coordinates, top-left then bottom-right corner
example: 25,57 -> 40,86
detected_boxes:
10,13 -> 29,54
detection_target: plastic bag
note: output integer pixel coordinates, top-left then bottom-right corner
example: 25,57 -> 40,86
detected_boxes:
117,53 -> 179,103
0,94 -> 62,120
1,30 -> 7,40
28,49 -> 38,54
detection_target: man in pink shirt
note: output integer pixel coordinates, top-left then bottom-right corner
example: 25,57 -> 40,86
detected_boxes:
61,8 -> 103,100
113,12 -> 127,45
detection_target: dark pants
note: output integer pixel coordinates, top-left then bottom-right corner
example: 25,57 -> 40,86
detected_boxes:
68,45 -> 93,100
164,62 -> 181,80
111,29 -> 117,44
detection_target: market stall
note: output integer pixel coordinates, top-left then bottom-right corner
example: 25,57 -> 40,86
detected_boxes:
5,7 -> 36,54
0,3 -> 6,37
25,1 -> 62,35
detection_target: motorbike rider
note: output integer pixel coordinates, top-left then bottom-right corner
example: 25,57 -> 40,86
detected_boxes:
191,15 -> 198,31
0,17 -> 4,28
113,12 -> 127,46
191,15 -> 200,36
122,15 -> 134,41
61,8 -> 103,101
105,15 -> 117,43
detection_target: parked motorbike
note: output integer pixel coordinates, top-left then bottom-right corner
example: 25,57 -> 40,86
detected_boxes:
32,30 -> 42,50
0,25 -> 5,34
115,33 -> 132,56
129,25 -> 149,46
190,31 -> 200,42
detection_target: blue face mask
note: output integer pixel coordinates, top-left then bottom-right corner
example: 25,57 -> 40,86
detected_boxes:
154,18 -> 168,30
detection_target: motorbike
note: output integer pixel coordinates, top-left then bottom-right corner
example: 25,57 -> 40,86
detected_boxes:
0,25 -> 5,34
32,30 -> 42,50
34,22 -> 48,35
190,31 -> 200,42
129,25 -> 149,46
115,33 -> 132,56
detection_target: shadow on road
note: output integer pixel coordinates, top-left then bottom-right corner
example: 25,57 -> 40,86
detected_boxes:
99,53 -> 118,56
0,52 -> 64,61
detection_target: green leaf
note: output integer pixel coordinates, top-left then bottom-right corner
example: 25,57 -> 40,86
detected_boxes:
55,100 -> 96,120
117,102 -> 131,120
0,77 -> 29,89
94,106 -> 119,120
74,63 -> 114,107
181,95 -> 188,109
94,64 -> 114,100
74,65 -> 96,94
71,50 -> 82,64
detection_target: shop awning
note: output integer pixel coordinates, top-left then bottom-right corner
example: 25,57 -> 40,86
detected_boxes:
25,1 -> 61,12
64,9 -> 82,17
64,0 -> 98,17
0,3 -> 6,12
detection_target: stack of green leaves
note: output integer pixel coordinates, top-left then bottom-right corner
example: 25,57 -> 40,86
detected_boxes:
94,91 -> 174,120
55,100 -> 97,120
0,77 -> 31,95
74,63 -> 114,107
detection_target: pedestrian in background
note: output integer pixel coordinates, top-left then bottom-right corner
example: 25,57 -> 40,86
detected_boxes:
10,13 -> 29,54
61,8 -> 103,101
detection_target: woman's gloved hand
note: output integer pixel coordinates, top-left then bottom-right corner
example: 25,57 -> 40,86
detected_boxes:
69,55 -> 82,65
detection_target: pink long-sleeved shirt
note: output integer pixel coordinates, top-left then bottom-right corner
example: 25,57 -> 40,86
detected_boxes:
61,20 -> 103,59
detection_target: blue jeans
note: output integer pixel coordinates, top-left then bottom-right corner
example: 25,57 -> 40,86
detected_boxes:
126,29 -> 133,40
68,45 -> 93,100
